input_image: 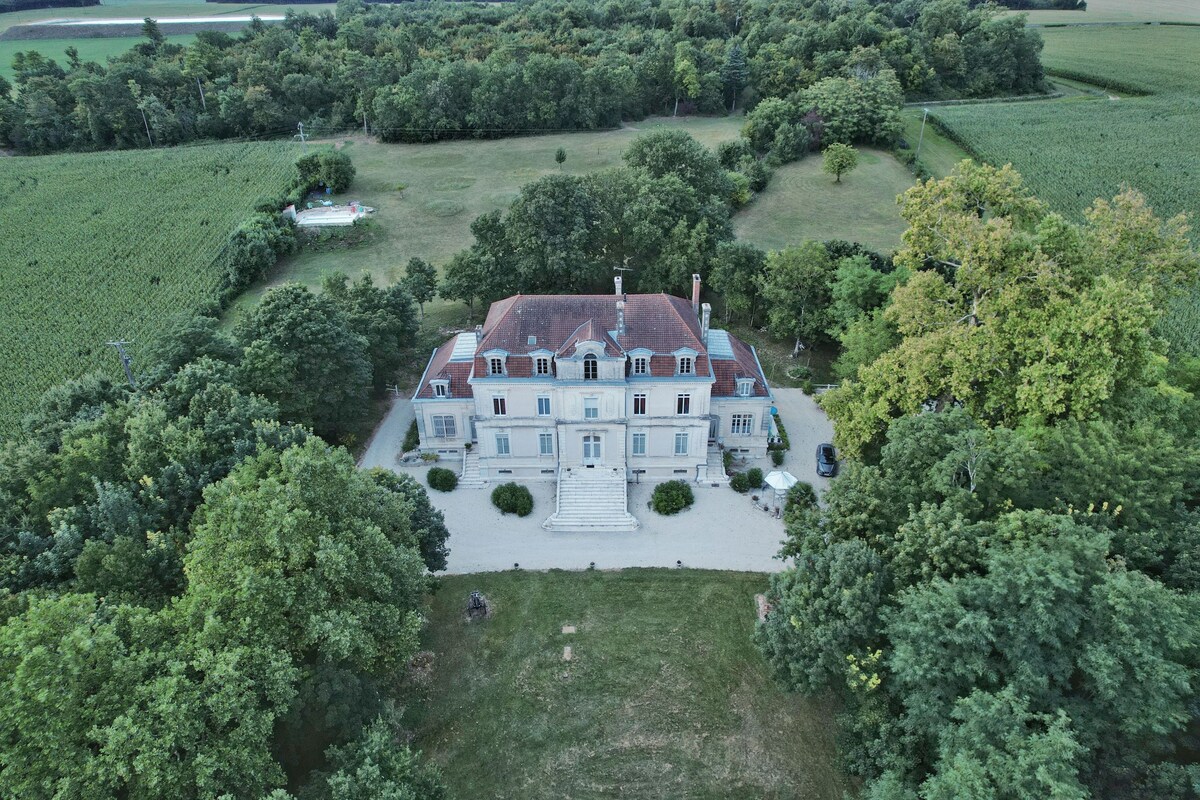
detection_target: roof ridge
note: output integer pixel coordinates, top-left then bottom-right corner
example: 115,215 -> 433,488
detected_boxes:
661,294 -> 705,353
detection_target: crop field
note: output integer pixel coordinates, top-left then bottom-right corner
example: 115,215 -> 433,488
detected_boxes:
1017,0 -> 1200,25
928,24 -> 1200,232
0,142 -> 299,437
0,35 -> 193,82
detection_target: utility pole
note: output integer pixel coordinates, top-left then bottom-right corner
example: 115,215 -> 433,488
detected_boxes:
363,109 -> 368,136
139,107 -> 153,146
915,107 -> 930,161
295,121 -> 307,152
106,340 -> 137,389
196,76 -> 207,112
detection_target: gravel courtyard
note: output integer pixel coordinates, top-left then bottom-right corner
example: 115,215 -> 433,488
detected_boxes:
360,389 -> 834,574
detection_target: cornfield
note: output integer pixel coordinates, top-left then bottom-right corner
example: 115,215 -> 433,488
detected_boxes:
0,142 -> 299,438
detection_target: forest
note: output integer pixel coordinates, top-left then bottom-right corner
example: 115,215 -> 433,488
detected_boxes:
0,0 -> 1045,153
757,163 -> 1200,799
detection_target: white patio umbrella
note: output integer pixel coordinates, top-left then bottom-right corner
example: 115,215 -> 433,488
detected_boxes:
764,470 -> 798,508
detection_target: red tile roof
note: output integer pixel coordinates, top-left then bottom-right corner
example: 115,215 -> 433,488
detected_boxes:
412,338 -> 474,400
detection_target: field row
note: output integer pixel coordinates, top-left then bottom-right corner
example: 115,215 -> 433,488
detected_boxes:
0,142 -> 300,436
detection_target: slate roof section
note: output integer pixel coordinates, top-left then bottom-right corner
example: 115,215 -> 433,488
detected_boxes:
415,293 -> 770,399
412,337 -> 475,400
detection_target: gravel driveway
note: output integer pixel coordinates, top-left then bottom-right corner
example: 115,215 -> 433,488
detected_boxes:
359,389 -> 833,574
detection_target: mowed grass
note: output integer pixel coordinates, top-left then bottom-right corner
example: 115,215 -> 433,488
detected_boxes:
928,24 -> 1200,233
0,35 -> 193,82
0,0 -> 333,34
733,148 -> 915,254
408,570 -> 849,800
898,107 -> 971,179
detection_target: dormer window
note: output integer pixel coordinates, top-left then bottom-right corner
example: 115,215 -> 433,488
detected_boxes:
678,356 -> 694,375
535,356 -> 551,375
489,357 -> 504,376
584,354 -> 598,380
633,356 -> 649,375
431,379 -> 449,398
736,378 -> 754,397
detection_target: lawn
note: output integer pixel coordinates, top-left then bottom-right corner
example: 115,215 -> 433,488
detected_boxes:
0,0 -> 332,35
733,148 -> 916,255
0,35 -> 193,82
227,117 -> 746,322
898,107 -> 971,179
407,570 -> 849,800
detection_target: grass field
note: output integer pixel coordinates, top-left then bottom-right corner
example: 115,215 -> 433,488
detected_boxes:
0,0 -> 333,34
0,142 -> 298,437
927,24 -> 1200,231
407,570 -> 848,800
0,34 -> 192,81
1017,0 -> 1200,24
733,148 -> 914,254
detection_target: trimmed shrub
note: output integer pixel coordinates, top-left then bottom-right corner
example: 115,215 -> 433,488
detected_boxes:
652,480 -> 694,515
403,419 -> 419,452
491,482 -> 534,516
730,472 -> 750,493
772,413 -> 791,449
770,449 -> 784,467
746,468 -> 764,490
427,467 -> 457,492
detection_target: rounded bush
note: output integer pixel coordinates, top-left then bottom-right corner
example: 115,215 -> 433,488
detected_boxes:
427,467 -> 458,492
770,449 -> 784,467
730,472 -> 750,493
652,480 -> 694,515
746,468 -> 764,490
491,482 -> 534,516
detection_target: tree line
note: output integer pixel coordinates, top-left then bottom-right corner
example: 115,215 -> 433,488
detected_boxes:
0,272 -> 447,798
0,0 -> 1044,154
756,162 -> 1200,799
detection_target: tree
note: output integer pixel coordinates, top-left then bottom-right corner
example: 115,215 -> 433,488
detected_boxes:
236,284 -> 373,440
709,240 -> 766,324
758,242 -> 835,355
555,147 -> 566,169
404,257 -> 438,317
720,43 -> 749,112
821,163 -> 1173,457
318,150 -> 356,192
310,717 -> 445,800
183,439 -> 429,676
622,129 -> 731,202
822,143 -> 860,183
501,173 -> 603,293
672,41 -> 700,116
322,272 -> 419,392
367,468 -> 450,572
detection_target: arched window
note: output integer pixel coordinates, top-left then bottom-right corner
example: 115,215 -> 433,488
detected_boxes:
584,354 -> 598,380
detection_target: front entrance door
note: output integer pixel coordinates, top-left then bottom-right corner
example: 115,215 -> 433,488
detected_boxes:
582,434 -> 602,466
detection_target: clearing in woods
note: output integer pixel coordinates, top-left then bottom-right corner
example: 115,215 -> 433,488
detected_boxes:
406,570 -> 849,800
0,142 -> 299,437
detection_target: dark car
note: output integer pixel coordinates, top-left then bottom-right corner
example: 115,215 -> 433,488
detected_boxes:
816,443 -> 838,477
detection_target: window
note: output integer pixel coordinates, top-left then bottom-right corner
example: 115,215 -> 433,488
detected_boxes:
492,396 -> 507,416
676,394 -> 691,415
535,357 -> 551,375
731,414 -> 753,435
633,357 -> 649,375
537,396 -> 551,416
674,432 -> 689,456
584,354 -> 598,380
431,415 -> 456,438
489,357 -> 504,375
539,432 -> 554,456
632,432 -> 646,456
584,397 -> 599,420
495,433 -> 510,456
736,378 -> 754,397
633,393 -> 646,416
678,356 -> 694,375
432,382 -> 448,398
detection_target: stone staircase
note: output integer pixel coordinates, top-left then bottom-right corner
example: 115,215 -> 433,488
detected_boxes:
705,445 -> 730,485
458,450 -> 486,489
543,467 -> 640,531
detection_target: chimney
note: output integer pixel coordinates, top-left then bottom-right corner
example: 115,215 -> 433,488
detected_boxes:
692,273 -> 701,316
616,300 -> 626,337
614,274 -> 623,296
474,324 -> 483,344
701,302 -> 711,345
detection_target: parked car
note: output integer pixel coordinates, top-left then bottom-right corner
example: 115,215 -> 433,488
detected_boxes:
816,443 -> 838,477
